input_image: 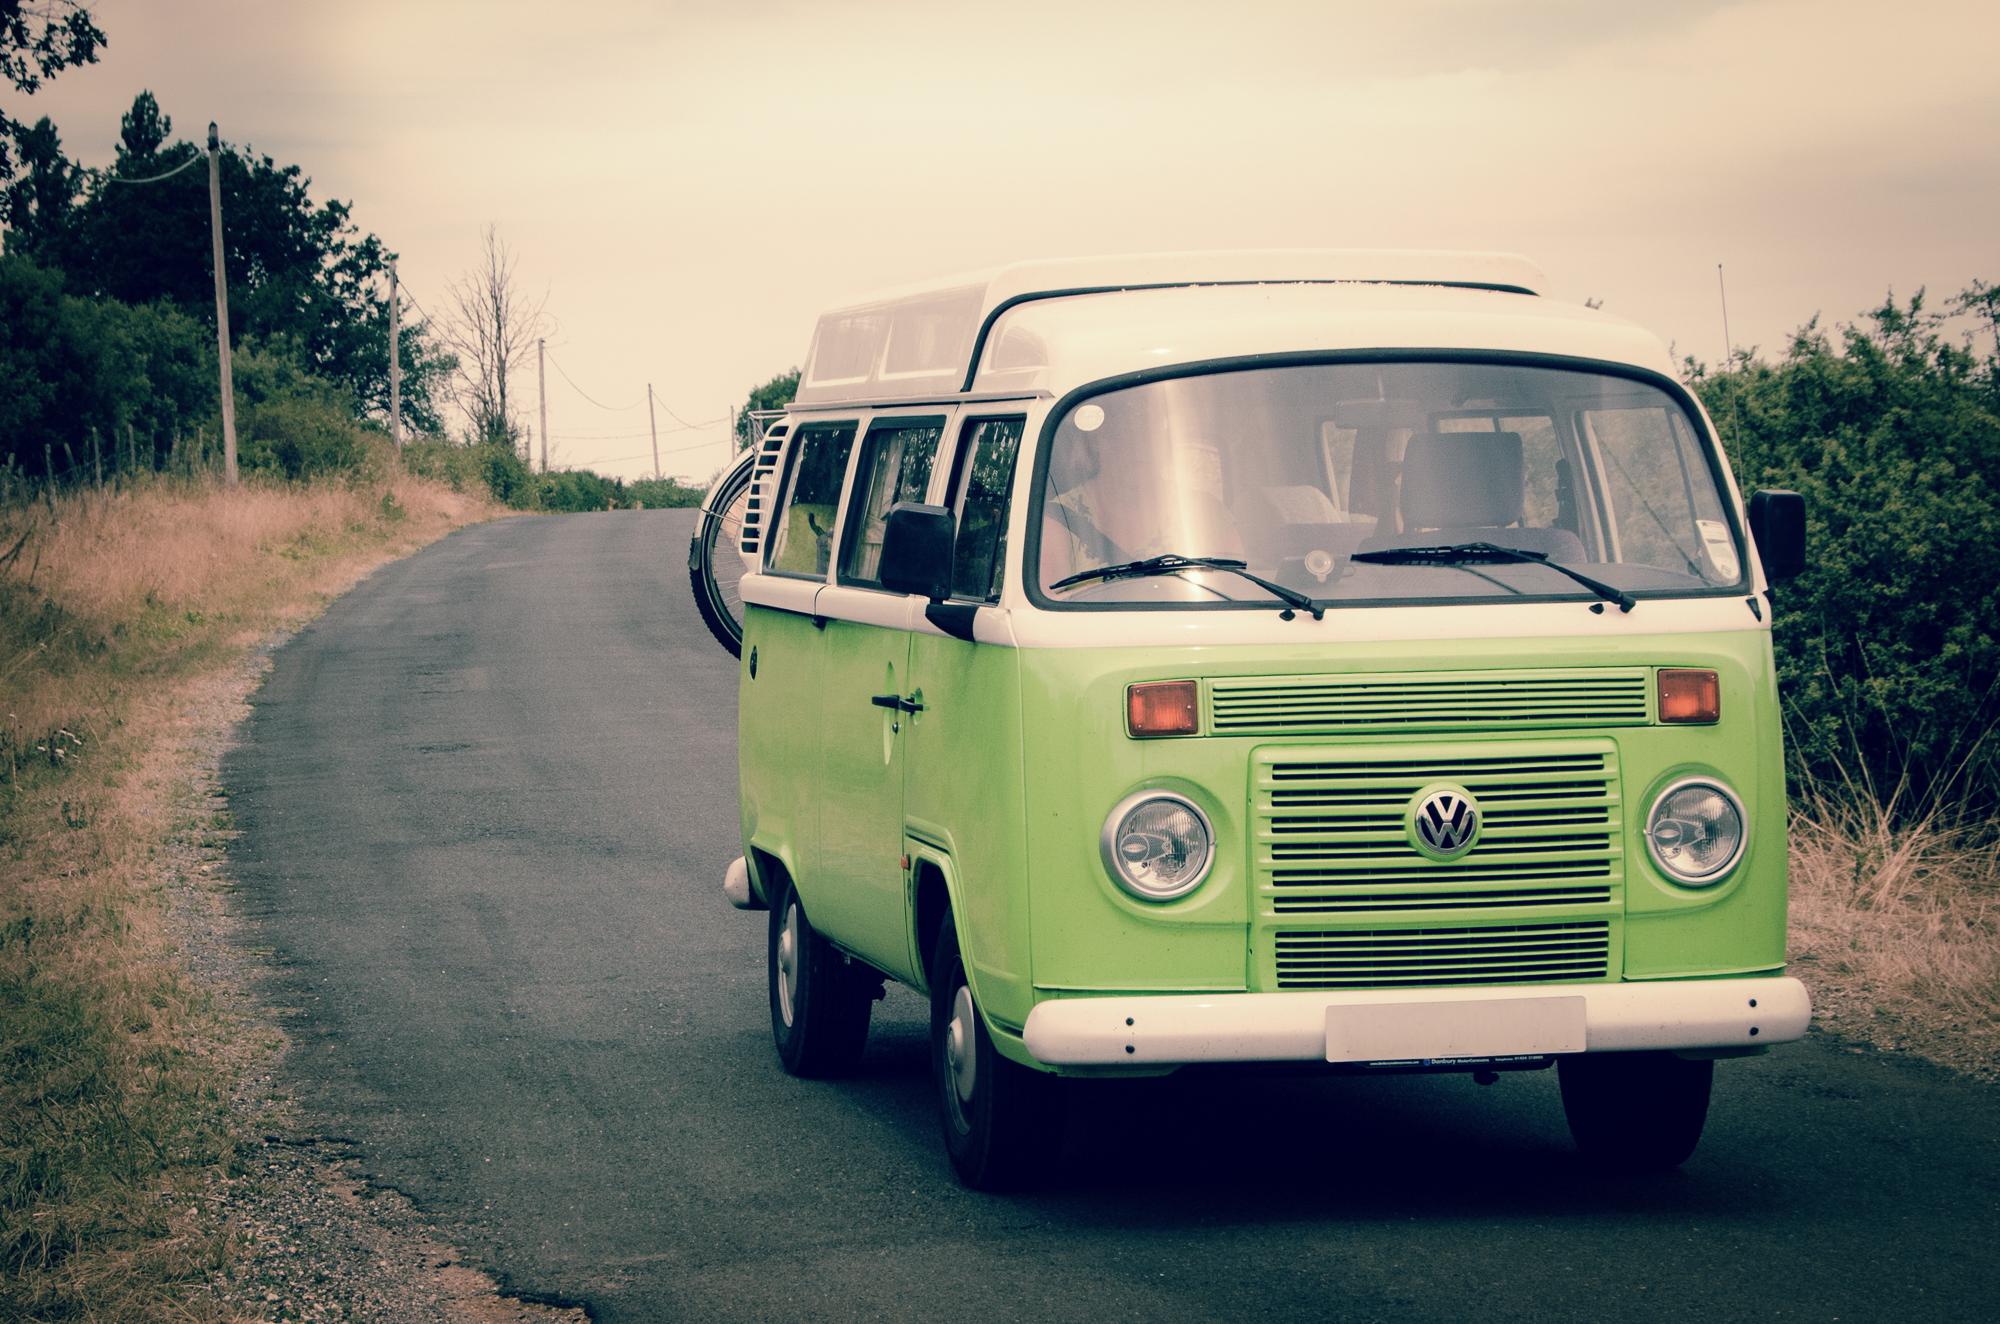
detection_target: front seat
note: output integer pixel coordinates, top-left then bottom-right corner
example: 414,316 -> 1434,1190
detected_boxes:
1362,431 -> 1586,563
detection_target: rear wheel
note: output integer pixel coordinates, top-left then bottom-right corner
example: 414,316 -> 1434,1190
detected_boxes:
1558,1051 -> 1714,1173
768,876 -> 874,1077
930,917 -> 1066,1189
688,450 -> 756,657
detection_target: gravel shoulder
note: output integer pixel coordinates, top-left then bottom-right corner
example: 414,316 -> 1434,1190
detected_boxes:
154,557 -> 586,1323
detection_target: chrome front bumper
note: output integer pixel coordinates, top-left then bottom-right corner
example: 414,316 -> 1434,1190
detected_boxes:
1021,976 -> 1811,1067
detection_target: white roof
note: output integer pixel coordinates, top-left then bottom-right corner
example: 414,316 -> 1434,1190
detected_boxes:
793,250 -> 1554,406
974,283 -> 1678,398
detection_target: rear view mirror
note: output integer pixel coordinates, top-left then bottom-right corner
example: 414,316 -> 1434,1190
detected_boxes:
879,503 -> 955,601
1748,489 -> 1806,584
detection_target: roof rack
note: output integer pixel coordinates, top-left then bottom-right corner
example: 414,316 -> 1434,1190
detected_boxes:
792,250 -> 1546,406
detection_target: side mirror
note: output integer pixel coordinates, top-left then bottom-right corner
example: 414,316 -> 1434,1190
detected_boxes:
879,502 -> 955,601
1748,489 -> 1806,584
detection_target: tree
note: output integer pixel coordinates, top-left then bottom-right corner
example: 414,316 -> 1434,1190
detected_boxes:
734,367 -> 799,450
48,91 -> 452,432
1698,282 -> 2000,813
0,115 -> 76,261
0,252 -> 216,480
441,224 -> 546,449
0,0 -> 103,179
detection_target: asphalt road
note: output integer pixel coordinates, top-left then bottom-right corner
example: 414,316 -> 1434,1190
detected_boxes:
225,510 -> 2000,1323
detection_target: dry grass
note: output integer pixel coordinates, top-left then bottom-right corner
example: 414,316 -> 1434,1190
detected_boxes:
1,471 -> 491,1320
1787,790 -> 2000,1080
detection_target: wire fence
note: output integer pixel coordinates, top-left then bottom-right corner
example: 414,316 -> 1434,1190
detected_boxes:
1,425 -> 231,508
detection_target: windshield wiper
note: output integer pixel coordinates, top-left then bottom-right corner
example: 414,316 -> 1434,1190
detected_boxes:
1349,542 -> 1636,613
1052,554 -> 1324,620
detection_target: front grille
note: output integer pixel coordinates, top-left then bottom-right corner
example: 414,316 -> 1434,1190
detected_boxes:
1253,742 -> 1623,918
1273,920 -> 1611,988
1210,668 -> 1650,735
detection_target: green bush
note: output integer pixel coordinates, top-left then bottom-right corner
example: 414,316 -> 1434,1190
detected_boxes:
400,435 -> 484,492
532,468 -> 623,512
1699,286 -> 2000,812
623,476 -> 705,508
238,395 -> 373,482
0,255 -> 218,480
473,442 -> 534,506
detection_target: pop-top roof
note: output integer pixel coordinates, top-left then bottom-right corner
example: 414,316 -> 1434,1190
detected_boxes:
792,250 -> 1547,406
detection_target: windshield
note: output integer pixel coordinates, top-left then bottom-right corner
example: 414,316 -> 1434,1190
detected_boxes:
1034,360 -> 1744,608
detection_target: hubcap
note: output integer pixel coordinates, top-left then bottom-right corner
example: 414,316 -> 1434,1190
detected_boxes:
777,903 -> 800,1027
946,984 -> 978,1104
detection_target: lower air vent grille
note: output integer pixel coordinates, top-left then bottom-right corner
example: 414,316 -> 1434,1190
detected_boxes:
1274,920 -> 1611,988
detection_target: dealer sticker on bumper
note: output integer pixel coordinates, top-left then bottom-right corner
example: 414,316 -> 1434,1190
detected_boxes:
1326,995 -> 1588,1063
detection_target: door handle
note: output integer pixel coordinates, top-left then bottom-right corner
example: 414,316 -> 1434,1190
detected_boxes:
870,693 -> 923,714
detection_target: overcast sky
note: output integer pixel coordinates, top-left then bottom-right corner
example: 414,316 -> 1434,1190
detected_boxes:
18,0 -> 2000,481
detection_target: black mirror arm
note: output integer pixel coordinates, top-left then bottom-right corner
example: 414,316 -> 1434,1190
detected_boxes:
925,601 -> 979,642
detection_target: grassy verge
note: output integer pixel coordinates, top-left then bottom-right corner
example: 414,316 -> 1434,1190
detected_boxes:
1787,788 -> 2000,1080
1,471 -> 491,1319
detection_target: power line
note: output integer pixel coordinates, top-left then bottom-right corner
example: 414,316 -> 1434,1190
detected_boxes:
99,153 -> 203,186
399,284 -> 437,326
552,433 -> 733,467
655,399 -> 707,430
544,348 -> 644,411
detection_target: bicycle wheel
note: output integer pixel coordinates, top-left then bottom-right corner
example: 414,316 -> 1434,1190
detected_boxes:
688,450 -> 757,657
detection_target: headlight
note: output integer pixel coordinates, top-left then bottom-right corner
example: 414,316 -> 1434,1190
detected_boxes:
1646,778 -> 1747,884
1100,791 -> 1214,901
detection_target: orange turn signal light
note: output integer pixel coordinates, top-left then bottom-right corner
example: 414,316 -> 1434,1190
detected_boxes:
1127,681 -> 1199,737
1658,668 -> 1721,724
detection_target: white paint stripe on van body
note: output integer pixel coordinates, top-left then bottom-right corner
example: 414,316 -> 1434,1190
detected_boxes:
743,572 -> 1766,650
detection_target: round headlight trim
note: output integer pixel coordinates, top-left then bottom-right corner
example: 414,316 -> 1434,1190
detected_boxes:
1645,776 -> 1748,885
1099,790 -> 1215,902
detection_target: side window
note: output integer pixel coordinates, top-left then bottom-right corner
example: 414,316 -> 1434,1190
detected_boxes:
946,417 -> 1024,601
766,422 -> 857,578
840,420 -> 943,587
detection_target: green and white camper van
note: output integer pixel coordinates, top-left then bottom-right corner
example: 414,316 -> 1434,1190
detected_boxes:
693,251 -> 1812,1189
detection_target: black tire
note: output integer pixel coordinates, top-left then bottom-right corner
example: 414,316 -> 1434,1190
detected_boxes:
1558,1051 -> 1714,1173
687,450 -> 757,658
930,917 -> 1066,1190
768,876 -> 874,1077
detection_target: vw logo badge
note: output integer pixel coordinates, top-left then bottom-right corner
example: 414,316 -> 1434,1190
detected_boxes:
1408,785 -> 1481,860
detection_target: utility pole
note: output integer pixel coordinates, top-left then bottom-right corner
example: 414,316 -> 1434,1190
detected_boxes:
388,260 -> 402,446
207,123 -> 239,485
537,337 -> 549,473
729,406 -> 739,454
647,383 -> 661,480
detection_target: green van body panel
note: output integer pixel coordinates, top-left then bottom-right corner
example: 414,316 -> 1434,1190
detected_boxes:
1011,627 -> 1788,1019
903,628 -> 1035,1026
743,597 -> 1788,1073
808,616 -> 917,976
738,604 -> 822,900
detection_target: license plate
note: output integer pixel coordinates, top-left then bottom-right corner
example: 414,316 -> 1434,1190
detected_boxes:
1325,996 -> 1587,1063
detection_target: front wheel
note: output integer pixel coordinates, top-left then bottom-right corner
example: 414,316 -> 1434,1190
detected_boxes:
930,918 -> 1066,1190
1558,1051 -> 1714,1173
768,877 -> 874,1077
